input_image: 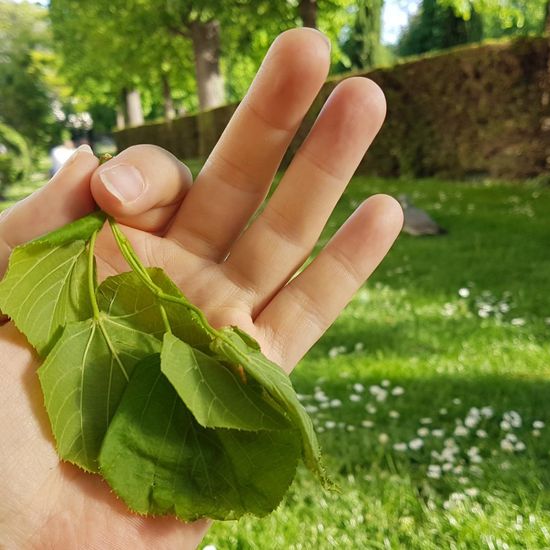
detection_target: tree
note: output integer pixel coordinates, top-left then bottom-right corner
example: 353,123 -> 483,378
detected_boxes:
339,0 -> 385,69
397,0 -> 483,56
0,1 -> 58,148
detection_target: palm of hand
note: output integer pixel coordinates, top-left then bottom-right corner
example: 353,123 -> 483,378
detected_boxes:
1,29 -> 402,550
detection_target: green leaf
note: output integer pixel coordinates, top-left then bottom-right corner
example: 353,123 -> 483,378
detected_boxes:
161,333 -> 290,431
0,212 -> 105,355
99,355 -> 301,521
97,268 -> 212,351
38,315 -> 160,472
211,328 -> 330,486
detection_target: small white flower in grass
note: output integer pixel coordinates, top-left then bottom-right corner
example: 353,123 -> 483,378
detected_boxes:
467,447 -> 480,457
417,427 -> 430,437
393,442 -> 407,452
346,425 -> 356,432
452,398 -> 462,405
481,406 -> 494,418
454,425 -> 469,437
499,302 -> 510,313
389,410 -> 400,419
465,415 -> 479,428
305,405 -> 318,413
409,438 -> 424,451
505,433 -> 518,443
338,422 -> 345,429
470,465 -> 483,476
476,429 -> 488,439
375,389 -> 388,402
314,391 -> 328,402
353,383 -> 365,393
478,309 -> 490,318
328,347 -> 340,359
458,476 -> 469,485
317,426 -> 325,433
439,408 -> 448,415
533,420 -> 545,429
378,433 -> 390,445
354,342 -> 364,352
511,318 -> 526,326
366,404 -> 377,414
515,441 -> 526,452
465,487 -> 479,497
349,394 -> 361,402
545,317 -> 550,325
391,386 -> 405,396
444,437 -> 457,448
420,417 -> 432,425
381,379 -> 391,388
369,385 -> 381,396
330,399 -> 342,408
203,545 -> 217,550
532,429 -> 541,437
432,429 -> 445,438
427,464 -> 441,479
297,394 -> 307,401
504,410 -> 522,428
320,402 -> 330,410
458,288 -> 470,298
500,439 -> 515,452
470,455 -> 483,464
361,420 -> 374,428
442,462 -> 454,472
325,421 -> 336,429
500,420 -> 511,431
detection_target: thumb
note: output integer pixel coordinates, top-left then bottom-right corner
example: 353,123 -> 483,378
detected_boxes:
90,145 -> 192,234
0,144 -> 98,276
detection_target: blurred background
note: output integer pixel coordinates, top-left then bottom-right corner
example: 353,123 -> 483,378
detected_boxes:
2,1 -> 550,548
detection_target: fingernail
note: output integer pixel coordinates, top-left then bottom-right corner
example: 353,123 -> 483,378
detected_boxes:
303,28 -> 331,52
65,144 -> 95,167
99,163 -> 146,203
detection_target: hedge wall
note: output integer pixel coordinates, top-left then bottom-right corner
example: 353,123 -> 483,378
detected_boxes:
114,37 -> 550,179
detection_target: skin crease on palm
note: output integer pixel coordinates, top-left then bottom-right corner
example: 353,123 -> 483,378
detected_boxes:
0,29 -> 403,550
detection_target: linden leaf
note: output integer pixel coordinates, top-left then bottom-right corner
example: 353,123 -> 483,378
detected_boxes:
97,268 -> 212,351
38,316 -> 160,472
99,355 -> 301,521
0,212 -> 105,355
211,327 -> 329,486
161,333 -> 290,431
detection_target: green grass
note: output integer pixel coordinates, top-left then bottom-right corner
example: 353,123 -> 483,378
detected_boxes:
202,177 -> 550,549
3,172 -> 550,548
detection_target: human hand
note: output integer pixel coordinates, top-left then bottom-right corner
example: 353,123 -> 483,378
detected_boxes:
0,28 -> 402,549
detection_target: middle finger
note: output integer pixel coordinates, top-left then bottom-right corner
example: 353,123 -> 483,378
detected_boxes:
166,28 -> 330,261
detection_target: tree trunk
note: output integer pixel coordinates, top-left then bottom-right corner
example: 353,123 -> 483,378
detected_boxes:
162,73 -> 176,120
115,106 -> 126,130
190,20 -> 225,111
299,0 -> 317,29
126,88 -> 144,127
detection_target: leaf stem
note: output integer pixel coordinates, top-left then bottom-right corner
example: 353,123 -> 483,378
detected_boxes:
108,219 -> 173,334
88,229 -> 100,320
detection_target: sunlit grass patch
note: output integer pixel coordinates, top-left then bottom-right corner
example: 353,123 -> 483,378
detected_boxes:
203,177 -> 550,549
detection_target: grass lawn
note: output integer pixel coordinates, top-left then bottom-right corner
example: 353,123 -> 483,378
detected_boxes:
3,172 -> 550,548
202,176 -> 550,549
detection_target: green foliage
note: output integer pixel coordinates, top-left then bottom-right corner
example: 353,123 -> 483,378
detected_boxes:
0,122 -> 31,195
398,0 -> 548,56
338,0 -> 386,71
0,1 -> 59,148
0,211 -> 327,520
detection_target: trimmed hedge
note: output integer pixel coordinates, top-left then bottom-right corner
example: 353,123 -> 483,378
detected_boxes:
114,37 -> 550,179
